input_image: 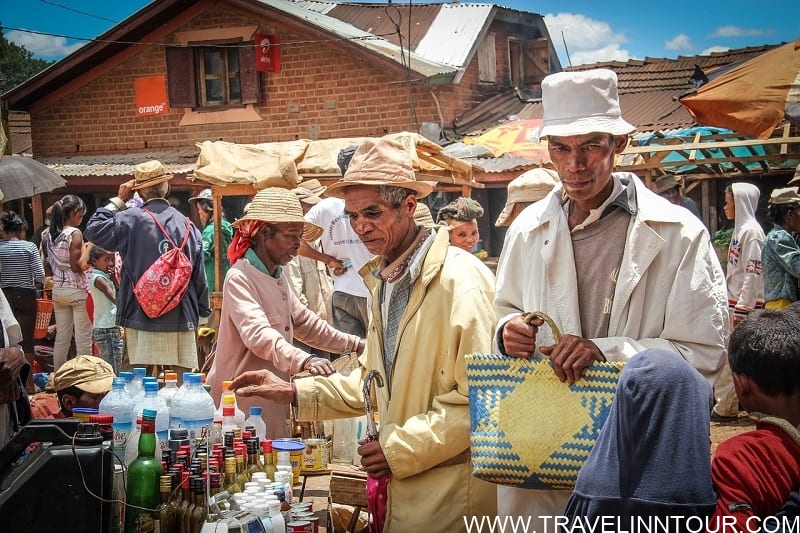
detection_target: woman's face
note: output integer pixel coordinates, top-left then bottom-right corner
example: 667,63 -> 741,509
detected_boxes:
448,220 -> 479,252
723,192 -> 735,221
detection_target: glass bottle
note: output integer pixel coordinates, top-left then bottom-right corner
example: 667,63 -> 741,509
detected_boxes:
157,475 -> 177,533
247,438 -> 263,478
177,471 -> 192,533
167,470 -> 183,533
261,440 -> 277,481
189,476 -> 207,533
223,456 -> 242,495
124,409 -> 163,533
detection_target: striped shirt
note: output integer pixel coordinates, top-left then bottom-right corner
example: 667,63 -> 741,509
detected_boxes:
44,227 -> 87,289
0,239 -> 46,289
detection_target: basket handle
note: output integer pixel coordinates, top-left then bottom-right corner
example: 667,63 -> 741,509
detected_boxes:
521,311 -> 563,344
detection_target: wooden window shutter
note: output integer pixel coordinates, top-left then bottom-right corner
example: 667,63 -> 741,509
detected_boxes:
478,33 -> 497,83
239,42 -> 259,104
523,38 -> 550,86
166,47 -> 197,108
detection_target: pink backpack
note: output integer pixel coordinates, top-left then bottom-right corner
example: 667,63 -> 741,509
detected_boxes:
133,210 -> 193,318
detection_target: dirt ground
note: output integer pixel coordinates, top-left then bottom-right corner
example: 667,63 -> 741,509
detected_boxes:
710,414 -> 756,456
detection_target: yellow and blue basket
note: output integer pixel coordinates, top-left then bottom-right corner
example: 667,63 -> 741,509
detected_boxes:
465,353 -> 624,489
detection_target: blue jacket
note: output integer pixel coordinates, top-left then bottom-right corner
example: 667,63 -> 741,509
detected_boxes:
85,198 -> 210,332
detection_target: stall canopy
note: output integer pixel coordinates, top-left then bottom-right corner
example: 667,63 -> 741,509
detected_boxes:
680,38 -> 800,139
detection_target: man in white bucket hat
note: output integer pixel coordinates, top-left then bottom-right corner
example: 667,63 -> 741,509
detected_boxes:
494,69 -> 729,521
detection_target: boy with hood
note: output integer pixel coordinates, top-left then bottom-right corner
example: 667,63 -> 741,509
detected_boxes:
713,183 -> 765,421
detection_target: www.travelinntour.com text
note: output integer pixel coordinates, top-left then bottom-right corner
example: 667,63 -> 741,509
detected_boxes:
463,515 -> 800,533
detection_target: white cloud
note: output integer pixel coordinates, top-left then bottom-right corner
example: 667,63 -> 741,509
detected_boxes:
544,13 -> 631,66
6,29 -> 85,59
710,25 -> 773,38
665,34 -> 693,51
699,45 -> 731,56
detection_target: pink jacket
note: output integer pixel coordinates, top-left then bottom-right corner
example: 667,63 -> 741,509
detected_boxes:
206,258 -> 360,439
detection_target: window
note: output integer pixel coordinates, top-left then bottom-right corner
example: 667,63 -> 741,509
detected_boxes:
508,37 -> 551,88
166,41 -> 259,109
478,33 -> 497,83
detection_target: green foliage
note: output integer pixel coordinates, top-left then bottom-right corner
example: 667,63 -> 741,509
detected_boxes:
712,227 -> 733,247
0,24 -> 54,94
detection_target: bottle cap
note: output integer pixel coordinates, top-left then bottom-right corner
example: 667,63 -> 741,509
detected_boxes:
222,380 -> 233,391
223,406 -> 235,416
249,406 -> 263,415
222,394 -> 235,406
133,367 -> 147,377
142,408 -> 157,419
164,372 -> 178,382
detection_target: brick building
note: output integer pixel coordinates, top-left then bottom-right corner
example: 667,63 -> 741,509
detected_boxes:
2,0 -> 560,229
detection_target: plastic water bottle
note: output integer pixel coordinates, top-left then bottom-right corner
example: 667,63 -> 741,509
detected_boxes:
119,371 -> 134,396
131,376 -> 158,420
245,406 -> 267,442
267,501 -> 284,533
138,381 -> 169,451
179,373 -> 215,448
129,367 -> 147,397
169,372 -> 195,429
214,380 -> 246,428
98,377 -> 134,455
158,371 -> 179,409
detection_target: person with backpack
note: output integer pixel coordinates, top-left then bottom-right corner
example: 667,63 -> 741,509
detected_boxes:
84,160 -> 210,375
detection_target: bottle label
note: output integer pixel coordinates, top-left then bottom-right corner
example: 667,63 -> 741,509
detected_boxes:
183,417 -> 213,441
112,422 -> 132,451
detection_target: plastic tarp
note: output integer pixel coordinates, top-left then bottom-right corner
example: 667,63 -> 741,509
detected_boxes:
681,38 -> 800,139
193,139 -> 310,188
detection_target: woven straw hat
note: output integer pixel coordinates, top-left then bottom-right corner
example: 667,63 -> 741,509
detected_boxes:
413,202 -> 435,226
232,187 -> 323,241
292,179 -> 327,205
534,69 -> 636,140
327,138 -> 433,199
132,160 -> 174,190
769,186 -> 800,205
496,168 -> 559,226
188,188 -> 213,205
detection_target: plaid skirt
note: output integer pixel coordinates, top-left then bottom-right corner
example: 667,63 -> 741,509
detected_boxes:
125,328 -> 198,368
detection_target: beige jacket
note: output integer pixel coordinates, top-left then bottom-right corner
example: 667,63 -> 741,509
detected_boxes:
296,228 -> 497,531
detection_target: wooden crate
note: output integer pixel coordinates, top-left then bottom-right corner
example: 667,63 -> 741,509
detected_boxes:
328,465 -> 368,508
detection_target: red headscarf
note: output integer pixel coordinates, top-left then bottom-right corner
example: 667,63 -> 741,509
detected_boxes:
227,220 -> 266,264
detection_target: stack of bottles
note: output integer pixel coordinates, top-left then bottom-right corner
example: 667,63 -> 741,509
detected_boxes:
96,368 -> 304,533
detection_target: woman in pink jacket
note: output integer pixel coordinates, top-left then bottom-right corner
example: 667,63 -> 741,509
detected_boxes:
206,188 -> 364,439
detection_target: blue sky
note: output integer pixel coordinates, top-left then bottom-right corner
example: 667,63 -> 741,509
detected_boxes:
1,0 -> 798,66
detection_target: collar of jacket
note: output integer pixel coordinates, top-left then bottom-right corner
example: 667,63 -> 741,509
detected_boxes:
362,227 -> 450,294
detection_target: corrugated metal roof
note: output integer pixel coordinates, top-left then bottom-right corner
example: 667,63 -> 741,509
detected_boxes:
453,43 -> 784,136
257,0 -> 457,79
328,2 -> 441,51
415,3 -> 494,67
38,148 -> 199,177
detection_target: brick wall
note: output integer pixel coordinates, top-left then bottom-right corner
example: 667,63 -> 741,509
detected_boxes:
31,6 -> 505,157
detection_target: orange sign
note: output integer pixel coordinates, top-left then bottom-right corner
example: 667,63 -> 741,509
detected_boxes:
255,33 -> 280,73
135,75 -> 169,117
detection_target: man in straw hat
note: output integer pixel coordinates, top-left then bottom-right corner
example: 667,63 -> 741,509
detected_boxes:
85,160 -> 210,374
206,187 -> 365,439
230,137 -> 498,529
188,188 -> 233,294
495,167 -> 559,227
494,69 -> 728,521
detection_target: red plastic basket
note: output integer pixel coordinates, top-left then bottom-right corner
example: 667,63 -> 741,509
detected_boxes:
33,294 -> 54,339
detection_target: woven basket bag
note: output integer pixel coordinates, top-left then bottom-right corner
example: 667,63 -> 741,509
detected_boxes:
465,312 -> 625,490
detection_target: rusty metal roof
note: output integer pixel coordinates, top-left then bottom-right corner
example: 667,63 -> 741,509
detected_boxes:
38,148 -> 199,178
453,43 -> 783,137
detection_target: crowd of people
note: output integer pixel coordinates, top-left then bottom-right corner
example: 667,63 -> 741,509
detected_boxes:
0,67 -> 799,531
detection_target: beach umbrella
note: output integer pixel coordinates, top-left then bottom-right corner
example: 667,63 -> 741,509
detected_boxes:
0,155 -> 67,202
680,38 -> 800,139
464,119 -> 550,162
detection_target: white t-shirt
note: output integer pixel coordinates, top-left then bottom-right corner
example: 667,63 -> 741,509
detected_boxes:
304,198 -> 372,298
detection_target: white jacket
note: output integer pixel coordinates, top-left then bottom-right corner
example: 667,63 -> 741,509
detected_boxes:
493,172 -> 729,521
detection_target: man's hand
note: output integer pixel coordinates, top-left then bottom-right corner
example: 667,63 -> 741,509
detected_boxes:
229,369 -> 294,404
305,357 -> 335,376
357,438 -> 392,479
502,314 -> 543,358
540,335 -> 604,384
0,347 -> 26,383
117,179 -> 136,203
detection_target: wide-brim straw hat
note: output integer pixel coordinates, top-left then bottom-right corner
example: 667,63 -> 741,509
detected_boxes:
534,69 -> 636,140
292,178 -> 327,205
769,186 -> 800,205
327,138 -> 433,199
132,160 -> 174,190
232,187 -> 323,241
495,168 -> 559,226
